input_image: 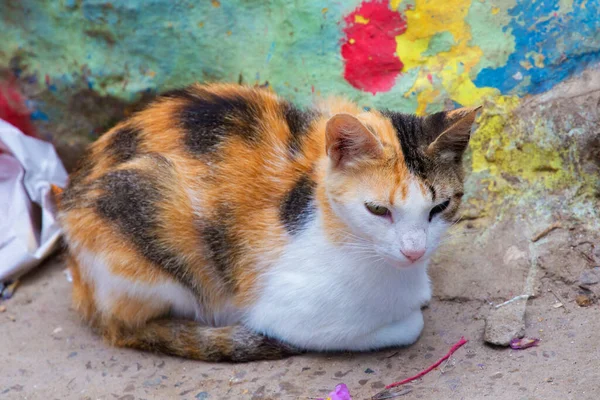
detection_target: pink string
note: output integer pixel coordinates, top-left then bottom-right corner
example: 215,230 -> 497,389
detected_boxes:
385,336 -> 468,390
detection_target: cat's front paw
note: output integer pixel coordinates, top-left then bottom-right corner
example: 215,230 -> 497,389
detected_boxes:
371,311 -> 425,348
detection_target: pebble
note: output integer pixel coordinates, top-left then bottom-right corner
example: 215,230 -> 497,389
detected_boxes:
0,305 -> 6,313
575,294 -> 592,307
484,297 -> 527,346
579,269 -> 599,286
1,280 -> 19,300
7,314 -> 16,321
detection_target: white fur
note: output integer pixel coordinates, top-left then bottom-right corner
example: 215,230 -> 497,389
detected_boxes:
244,180 -> 449,351
71,244 -> 240,327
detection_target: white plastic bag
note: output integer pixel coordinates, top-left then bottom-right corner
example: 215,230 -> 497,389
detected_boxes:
0,119 -> 68,281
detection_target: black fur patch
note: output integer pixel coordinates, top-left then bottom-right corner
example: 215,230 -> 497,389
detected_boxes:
280,175 -> 316,234
423,111 -> 447,139
106,126 -> 141,164
159,87 -> 198,100
428,184 -> 436,201
60,154 -> 94,211
177,91 -> 261,155
229,325 -> 303,362
95,169 -> 193,290
199,211 -> 240,289
282,102 -> 318,156
381,111 -> 430,177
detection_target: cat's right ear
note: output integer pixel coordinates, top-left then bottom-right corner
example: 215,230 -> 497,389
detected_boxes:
424,106 -> 481,163
325,113 -> 383,169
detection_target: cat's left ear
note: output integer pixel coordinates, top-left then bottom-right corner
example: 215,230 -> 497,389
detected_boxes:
325,113 -> 384,168
425,106 -> 481,163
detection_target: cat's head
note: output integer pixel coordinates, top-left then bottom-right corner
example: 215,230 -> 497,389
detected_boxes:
324,106 -> 480,268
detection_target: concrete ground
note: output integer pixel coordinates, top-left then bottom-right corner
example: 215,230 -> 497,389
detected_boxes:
1,237 -> 600,400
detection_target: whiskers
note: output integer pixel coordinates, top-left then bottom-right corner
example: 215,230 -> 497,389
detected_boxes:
333,229 -> 387,266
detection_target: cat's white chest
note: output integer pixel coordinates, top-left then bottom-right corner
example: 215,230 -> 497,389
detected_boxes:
244,218 -> 432,351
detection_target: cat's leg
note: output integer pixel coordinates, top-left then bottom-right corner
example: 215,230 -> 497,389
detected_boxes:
348,310 -> 424,351
69,246 -> 193,331
69,247 -> 299,361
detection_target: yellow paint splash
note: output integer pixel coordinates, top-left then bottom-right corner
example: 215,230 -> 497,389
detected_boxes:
520,60 -> 533,70
531,52 -> 545,68
393,0 -> 496,114
355,15 -> 370,24
391,0 -> 403,11
471,96 -> 573,194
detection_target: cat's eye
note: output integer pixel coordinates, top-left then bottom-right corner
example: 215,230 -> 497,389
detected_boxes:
365,203 -> 391,217
429,200 -> 450,221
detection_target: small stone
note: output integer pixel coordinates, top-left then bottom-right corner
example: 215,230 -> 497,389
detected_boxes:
546,377 -> 554,383
195,392 -> 209,399
552,302 -> 563,308
364,368 -> 375,374
143,377 -> 162,387
579,269 -> 599,286
7,314 -> 16,321
576,294 -> 593,307
0,305 -> 6,313
52,327 -> 63,334
491,372 -> 503,379
484,297 -> 527,346
1,280 -> 19,300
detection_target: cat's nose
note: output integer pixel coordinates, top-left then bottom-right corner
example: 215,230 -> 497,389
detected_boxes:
401,248 -> 425,262
400,229 -> 426,262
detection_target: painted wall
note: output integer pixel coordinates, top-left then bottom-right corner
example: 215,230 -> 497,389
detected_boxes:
1,0 -> 599,229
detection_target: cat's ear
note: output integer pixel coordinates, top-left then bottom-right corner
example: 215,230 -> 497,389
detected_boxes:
325,113 -> 384,168
425,106 -> 481,163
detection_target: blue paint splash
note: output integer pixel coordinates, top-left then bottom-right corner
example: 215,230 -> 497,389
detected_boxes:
475,0 -> 600,95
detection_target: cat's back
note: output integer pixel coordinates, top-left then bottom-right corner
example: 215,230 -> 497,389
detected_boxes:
59,84 -> 325,313
66,83 -> 320,184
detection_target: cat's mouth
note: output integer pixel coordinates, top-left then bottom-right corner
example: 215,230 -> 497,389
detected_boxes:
380,253 -> 427,269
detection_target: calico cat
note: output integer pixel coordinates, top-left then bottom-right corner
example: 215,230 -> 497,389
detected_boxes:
58,83 -> 479,362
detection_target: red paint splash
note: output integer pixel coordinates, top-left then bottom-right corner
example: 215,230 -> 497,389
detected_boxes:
341,1 -> 406,94
0,77 -> 36,137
